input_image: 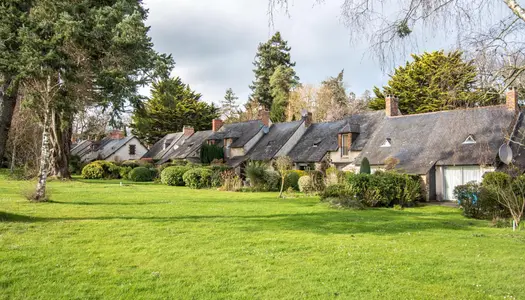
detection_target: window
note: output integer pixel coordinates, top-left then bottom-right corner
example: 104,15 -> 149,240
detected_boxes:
129,144 -> 136,155
341,134 -> 350,157
462,135 -> 476,145
380,138 -> 392,148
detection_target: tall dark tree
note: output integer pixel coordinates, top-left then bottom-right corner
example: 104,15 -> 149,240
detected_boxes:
220,88 -> 239,121
131,77 -> 219,145
269,66 -> 298,122
250,32 -> 298,110
0,0 -> 32,164
14,0 -> 171,200
368,51 -> 500,114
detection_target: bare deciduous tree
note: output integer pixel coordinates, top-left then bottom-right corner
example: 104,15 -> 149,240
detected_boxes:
269,0 -> 525,89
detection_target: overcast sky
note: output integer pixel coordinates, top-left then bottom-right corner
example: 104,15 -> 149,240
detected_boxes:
142,0 -> 444,106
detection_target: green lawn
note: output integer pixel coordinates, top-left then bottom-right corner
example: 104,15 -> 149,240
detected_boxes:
1,175 -> 525,299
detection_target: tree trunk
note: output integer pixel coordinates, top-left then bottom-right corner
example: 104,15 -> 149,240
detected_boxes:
0,77 -> 18,164
49,109 -> 72,179
34,76 -> 53,202
35,105 -> 51,201
279,176 -> 285,198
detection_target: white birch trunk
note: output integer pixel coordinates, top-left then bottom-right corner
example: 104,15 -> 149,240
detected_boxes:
34,76 -> 52,201
503,0 -> 525,22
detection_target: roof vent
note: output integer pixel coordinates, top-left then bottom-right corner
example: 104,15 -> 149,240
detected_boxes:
462,135 -> 476,145
380,138 -> 392,148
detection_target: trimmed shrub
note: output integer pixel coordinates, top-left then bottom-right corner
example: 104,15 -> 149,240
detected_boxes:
82,161 -> 120,179
121,160 -> 154,169
483,172 -> 512,187
161,166 -> 189,186
128,167 -> 154,182
360,157 -> 371,174
298,176 -> 313,193
183,168 -> 213,189
454,182 -> 484,219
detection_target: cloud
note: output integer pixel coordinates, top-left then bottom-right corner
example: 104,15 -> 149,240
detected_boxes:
142,0 -> 404,105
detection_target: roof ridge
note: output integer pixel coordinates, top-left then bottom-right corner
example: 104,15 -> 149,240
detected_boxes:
388,105 -> 507,119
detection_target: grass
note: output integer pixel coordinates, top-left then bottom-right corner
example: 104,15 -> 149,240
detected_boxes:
1,173 -> 525,299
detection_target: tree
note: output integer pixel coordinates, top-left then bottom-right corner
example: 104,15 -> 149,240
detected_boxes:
250,32 -> 298,110
360,157 -> 371,174
286,84 -> 317,121
275,156 -> 293,198
489,176 -> 525,231
0,0 -> 31,164
15,0 -> 171,201
131,77 -> 219,145
368,51 -> 500,114
270,66 -> 299,122
269,0 -> 525,92
220,88 -> 239,121
315,70 -> 349,121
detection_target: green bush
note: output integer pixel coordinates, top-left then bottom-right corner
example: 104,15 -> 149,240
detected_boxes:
208,165 -> 232,188
360,157 -> 371,174
128,167 -> 154,182
81,161 -> 120,179
483,172 -> 512,187
121,160 -> 154,169
161,166 -> 190,186
284,172 -> 300,191
149,167 -> 159,180
200,144 -> 224,164
320,184 -> 353,201
245,161 -> 267,188
119,166 -> 133,180
298,176 -> 313,193
326,167 -> 345,185
263,170 -> 281,191
454,182 -> 484,219
68,155 -> 83,175
183,168 -> 213,189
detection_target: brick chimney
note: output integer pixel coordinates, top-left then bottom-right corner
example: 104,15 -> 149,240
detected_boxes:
303,111 -> 313,127
259,109 -> 271,128
183,126 -> 194,137
108,130 -> 124,140
386,95 -> 400,117
506,87 -> 519,112
212,119 -> 224,132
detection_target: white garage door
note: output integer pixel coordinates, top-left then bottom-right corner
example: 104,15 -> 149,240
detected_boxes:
443,166 -> 482,200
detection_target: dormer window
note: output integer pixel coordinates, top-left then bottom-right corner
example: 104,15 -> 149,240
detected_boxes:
462,135 -> 476,145
341,134 -> 350,156
380,138 -> 392,148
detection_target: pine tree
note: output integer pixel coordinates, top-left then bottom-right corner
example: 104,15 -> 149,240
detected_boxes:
368,51 -> 501,114
270,66 -> 299,122
131,77 -> 219,145
316,70 -> 349,121
221,88 -> 239,121
360,157 -> 371,174
250,32 -> 299,110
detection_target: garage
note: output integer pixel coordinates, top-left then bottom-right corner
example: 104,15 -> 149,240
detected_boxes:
442,166 -> 483,200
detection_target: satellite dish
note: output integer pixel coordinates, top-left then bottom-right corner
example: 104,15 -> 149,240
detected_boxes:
499,144 -> 513,165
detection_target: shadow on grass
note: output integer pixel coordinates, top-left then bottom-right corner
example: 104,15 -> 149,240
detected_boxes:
0,208 -> 481,235
48,200 -> 172,206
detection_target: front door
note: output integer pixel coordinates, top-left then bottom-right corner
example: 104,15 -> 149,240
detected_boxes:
443,166 -> 482,200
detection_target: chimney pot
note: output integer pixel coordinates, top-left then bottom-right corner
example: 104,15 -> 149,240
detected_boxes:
386,95 -> 400,117
109,130 -> 124,140
506,87 -> 519,112
183,126 -> 194,137
212,119 -> 224,132
303,111 -> 313,127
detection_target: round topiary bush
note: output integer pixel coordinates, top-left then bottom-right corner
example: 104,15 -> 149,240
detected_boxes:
285,172 -> 300,191
161,166 -> 190,186
128,167 -> 154,182
298,175 -> 313,193
183,168 -> 213,189
82,161 -> 120,179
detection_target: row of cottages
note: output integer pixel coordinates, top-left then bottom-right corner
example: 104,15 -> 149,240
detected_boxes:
71,130 -> 148,163
83,88 -> 520,201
